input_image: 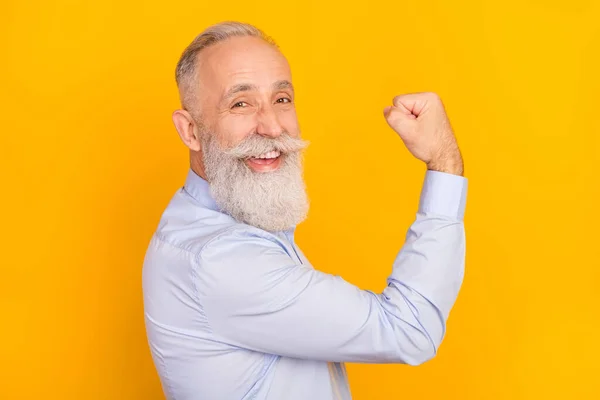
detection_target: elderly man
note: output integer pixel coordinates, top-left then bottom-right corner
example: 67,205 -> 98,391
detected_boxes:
142,21 -> 467,400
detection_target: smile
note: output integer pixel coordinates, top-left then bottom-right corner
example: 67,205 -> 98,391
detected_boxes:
246,150 -> 282,172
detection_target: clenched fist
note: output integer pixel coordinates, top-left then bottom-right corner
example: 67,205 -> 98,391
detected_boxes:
383,92 -> 464,176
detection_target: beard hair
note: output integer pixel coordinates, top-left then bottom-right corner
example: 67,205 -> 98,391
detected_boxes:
200,128 -> 310,232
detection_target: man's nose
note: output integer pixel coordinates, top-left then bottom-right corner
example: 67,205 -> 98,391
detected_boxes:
255,104 -> 284,138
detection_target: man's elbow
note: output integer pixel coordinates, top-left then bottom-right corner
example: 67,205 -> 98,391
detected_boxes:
403,344 -> 436,366
397,330 -> 439,366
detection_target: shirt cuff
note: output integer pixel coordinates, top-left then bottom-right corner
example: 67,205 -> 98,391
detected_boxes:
418,170 -> 468,220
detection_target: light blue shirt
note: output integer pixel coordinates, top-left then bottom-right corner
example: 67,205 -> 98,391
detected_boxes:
142,168 -> 468,400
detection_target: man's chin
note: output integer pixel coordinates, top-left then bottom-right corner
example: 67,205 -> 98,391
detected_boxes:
216,185 -> 309,233
206,150 -> 308,232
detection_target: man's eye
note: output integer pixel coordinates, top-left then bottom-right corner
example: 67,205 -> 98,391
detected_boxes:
232,101 -> 248,108
276,98 -> 291,104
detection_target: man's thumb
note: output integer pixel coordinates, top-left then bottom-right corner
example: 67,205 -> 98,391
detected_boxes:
384,105 -> 417,122
384,107 -> 417,137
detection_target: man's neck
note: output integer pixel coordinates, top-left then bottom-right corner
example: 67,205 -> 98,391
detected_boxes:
190,153 -> 208,181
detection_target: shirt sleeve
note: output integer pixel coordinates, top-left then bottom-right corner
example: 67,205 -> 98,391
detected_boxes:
196,170 -> 468,365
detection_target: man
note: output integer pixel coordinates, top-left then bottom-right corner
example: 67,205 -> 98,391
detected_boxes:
142,21 -> 467,400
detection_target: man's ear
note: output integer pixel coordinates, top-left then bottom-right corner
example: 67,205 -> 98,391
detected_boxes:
172,109 -> 201,151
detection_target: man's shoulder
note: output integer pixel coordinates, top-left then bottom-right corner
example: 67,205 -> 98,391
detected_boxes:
150,188 -> 282,258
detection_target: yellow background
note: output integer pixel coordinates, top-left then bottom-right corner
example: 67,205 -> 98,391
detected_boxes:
2,0 -> 599,398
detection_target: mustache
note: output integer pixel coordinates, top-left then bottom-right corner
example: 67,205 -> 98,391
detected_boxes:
222,132 -> 309,159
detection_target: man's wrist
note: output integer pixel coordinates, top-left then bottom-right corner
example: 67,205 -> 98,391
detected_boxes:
427,163 -> 464,176
427,155 -> 464,176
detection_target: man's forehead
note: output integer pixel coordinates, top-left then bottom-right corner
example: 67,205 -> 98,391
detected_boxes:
196,36 -> 292,91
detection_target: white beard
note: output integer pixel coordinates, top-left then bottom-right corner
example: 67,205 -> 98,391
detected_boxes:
201,131 -> 310,232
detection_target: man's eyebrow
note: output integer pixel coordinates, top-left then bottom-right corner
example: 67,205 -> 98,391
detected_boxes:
222,83 -> 258,101
222,80 -> 295,102
273,80 -> 294,93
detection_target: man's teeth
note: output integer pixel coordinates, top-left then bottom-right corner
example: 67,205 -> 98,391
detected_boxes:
253,150 -> 281,159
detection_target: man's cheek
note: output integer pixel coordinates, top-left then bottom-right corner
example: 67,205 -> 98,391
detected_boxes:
222,121 -> 256,147
281,113 -> 300,136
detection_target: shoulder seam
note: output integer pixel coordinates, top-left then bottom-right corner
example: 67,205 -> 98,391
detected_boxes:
195,225 -> 285,263
154,231 -> 199,256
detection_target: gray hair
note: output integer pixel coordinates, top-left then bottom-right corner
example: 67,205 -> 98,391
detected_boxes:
175,21 -> 279,112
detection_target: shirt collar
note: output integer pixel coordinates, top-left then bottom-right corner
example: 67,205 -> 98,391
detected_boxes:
183,168 -> 220,211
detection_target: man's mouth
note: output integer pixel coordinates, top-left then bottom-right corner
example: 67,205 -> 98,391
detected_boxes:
246,150 -> 282,172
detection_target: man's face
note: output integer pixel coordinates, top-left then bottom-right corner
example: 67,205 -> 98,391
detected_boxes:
192,36 -> 309,232
196,35 -> 301,172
